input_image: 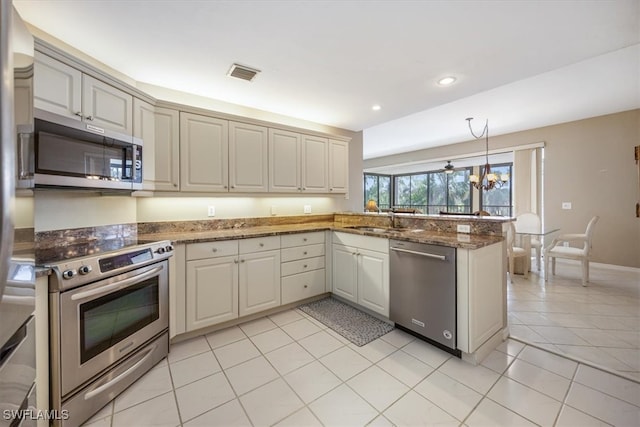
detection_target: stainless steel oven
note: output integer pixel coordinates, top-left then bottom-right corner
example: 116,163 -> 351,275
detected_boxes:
47,241 -> 173,427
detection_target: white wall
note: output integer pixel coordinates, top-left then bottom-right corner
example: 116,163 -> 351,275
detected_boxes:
136,195 -> 346,222
34,192 -> 137,232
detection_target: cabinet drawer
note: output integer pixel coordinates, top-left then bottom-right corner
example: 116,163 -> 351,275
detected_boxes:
281,244 -> 325,262
281,256 -> 325,277
239,235 -> 280,254
187,240 -> 238,260
281,269 -> 326,305
281,231 -> 325,248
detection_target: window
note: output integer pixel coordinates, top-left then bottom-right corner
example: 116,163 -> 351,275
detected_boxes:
393,168 -> 472,214
363,173 -> 391,210
480,163 -> 513,216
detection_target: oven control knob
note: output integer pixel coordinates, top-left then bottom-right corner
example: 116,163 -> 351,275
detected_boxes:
155,247 -> 166,254
78,265 -> 92,275
165,245 -> 173,252
62,269 -> 76,280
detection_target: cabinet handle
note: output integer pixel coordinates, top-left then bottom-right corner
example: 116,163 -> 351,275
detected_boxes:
303,238 -> 307,242
303,251 -> 308,255
303,264 -> 308,268
231,185 -> 235,189
303,187 -> 306,190
352,252 -> 357,256
259,243 -> 264,247
173,183 -> 178,187
240,259 -> 245,263
211,248 -> 218,253
85,115 -> 94,121
74,111 -> 83,118
304,285 -> 308,288
298,187 -> 302,191
224,185 -> 228,189
234,259 -> 239,264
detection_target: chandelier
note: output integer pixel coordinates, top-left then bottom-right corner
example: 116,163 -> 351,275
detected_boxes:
466,117 -> 509,190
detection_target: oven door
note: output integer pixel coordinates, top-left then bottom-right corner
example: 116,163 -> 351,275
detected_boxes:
55,260 -> 168,397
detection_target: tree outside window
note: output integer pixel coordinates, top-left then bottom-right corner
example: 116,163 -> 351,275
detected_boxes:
480,163 -> 512,216
364,173 -> 391,210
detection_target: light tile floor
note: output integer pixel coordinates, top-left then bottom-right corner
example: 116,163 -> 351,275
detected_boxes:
83,299 -> 640,426
509,259 -> 640,382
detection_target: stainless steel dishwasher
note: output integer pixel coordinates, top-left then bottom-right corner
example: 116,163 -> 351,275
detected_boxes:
389,239 -> 459,356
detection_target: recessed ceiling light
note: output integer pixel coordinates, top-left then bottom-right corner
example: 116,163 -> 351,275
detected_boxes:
372,104 -> 381,111
437,76 -> 457,86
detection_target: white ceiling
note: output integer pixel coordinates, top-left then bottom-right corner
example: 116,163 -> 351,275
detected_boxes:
14,0 -> 640,160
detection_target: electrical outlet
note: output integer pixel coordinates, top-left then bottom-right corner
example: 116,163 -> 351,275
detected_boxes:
303,205 -> 312,214
457,224 -> 471,233
270,206 -> 278,216
207,206 -> 215,217
562,202 -> 572,210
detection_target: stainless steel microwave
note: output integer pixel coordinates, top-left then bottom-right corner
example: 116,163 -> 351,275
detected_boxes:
30,109 -> 142,191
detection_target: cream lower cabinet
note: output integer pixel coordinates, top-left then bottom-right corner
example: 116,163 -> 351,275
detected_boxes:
185,240 -> 239,332
332,232 -> 389,317
456,242 -> 505,354
238,236 -> 281,317
281,232 -> 326,304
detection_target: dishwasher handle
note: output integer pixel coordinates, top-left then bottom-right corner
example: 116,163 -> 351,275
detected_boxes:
390,246 -> 447,261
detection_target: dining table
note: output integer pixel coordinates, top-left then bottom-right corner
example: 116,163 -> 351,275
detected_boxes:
514,226 -> 560,274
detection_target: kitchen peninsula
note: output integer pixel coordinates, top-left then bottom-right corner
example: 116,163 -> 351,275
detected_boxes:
135,212 -> 509,364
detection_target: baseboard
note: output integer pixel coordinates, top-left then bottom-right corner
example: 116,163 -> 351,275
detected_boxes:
554,258 -> 640,273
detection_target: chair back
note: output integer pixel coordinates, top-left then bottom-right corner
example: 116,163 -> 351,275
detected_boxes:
515,212 -> 541,234
584,216 -> 599,251
506,222 -> 517,254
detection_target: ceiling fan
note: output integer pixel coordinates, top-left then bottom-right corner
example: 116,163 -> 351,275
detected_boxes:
443,161 -> 455,174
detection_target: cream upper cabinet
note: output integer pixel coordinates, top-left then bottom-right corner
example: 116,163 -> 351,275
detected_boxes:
180,112 -> 229,192
269,129 -> 330,193
229,122 -> 268,192
82,74 -> 133,135
329,139 -> 349,193
34,52 -> 82,121
133,98 -> 155,190
269,128 -> 301,192
154,107 -> 180,191
301,135 -> 328,192
34,52 -> 133,135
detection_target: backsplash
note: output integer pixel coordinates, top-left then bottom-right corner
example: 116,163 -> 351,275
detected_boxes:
35,223 -> 138,264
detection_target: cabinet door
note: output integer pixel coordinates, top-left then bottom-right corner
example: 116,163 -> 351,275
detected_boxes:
186,256 -> 239,331
229,122 -> 268,192
82,74 -> 133,135
133,98 -> 155,190
329,139 -> 348,193
268,128 -> 301,192
154,107 -> 180,191
301,135 -> 328,192
331,244 -> 358,303
239,250 -> 281,317
34,52 -> 82,121
180,112 -> 229,192
357,248 -> 389,317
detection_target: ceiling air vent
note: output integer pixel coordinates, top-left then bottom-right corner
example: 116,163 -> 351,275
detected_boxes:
227,63 -> 260,82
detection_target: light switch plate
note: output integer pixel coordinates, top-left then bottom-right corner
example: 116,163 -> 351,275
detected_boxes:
303,205 -> 312,214
562,202 -> 572,210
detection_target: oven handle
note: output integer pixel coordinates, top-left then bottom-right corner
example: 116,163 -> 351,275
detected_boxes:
70,264 -> 164,301
83,342 -> 157,400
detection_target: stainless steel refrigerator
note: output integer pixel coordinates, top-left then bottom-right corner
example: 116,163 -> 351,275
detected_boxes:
1,2 -> 37,426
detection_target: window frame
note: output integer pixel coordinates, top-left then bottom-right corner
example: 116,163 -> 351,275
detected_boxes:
363,172 -> 392,210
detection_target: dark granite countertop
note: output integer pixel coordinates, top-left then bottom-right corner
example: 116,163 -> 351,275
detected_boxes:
138,222 -> 503,249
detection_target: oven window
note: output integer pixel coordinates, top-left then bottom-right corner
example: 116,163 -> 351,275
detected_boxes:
80,278 -> 159,364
